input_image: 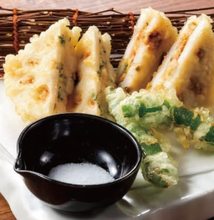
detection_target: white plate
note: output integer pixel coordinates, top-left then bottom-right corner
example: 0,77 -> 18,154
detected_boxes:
1,80 -> 214,220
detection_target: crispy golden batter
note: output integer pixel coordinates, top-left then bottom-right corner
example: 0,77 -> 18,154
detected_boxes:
150,14 -> 214,111
71,26 -> 115,117
4,18 -> 81,121
117,8 -> 177,92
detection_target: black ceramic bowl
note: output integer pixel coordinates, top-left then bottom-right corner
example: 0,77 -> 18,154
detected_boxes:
14,113 -> 141,212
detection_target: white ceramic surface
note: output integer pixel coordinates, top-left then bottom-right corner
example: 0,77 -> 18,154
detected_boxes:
1,80 -> 214,220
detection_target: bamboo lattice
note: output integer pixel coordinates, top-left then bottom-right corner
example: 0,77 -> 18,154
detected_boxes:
0,6 -> 214,78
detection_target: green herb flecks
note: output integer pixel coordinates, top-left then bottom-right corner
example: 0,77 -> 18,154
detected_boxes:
201,126 -> 214,144
57,64 -> 66,101
58,35 -> 66,45
173,107 -> 201,131
142,143 -> 162,155
122,104 -> 136,117
163,100 -> 171,108
139,104 -> 162,118
91,92 -> 97,101
190,115 -> 201,131
173,107 -> 193,126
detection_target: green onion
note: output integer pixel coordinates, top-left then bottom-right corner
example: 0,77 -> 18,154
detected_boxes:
142,143 -> 162,155
190,115 -> 201,131
173,107 -> 193,126
122,105 -> 135,117
201,126 -> 214,144
139,104 -> 162,117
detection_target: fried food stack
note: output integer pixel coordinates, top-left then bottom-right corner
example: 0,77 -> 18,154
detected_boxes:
3,19 -> 115,121
3,8 -> 214,122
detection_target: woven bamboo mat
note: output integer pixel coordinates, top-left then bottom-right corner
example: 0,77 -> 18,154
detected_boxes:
0,6 -> 214,78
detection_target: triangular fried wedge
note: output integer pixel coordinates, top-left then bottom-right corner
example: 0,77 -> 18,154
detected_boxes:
117,8 -> 177,92
71,26 -> 115,117
150,14 -> 214,110
4,18 -> 81,121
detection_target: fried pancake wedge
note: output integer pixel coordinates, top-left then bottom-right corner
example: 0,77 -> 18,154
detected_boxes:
150,14 -> 214,110
117,8 -> 177,92
71,26 -> 115,117
3,18 -> 81,121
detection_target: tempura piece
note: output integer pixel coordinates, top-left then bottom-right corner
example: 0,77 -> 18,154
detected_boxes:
106,86 -> 179,187
117,8 -> 177,92
3,18 -> 81,122
71,26 -> 115,117
150,14 -> 214,110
